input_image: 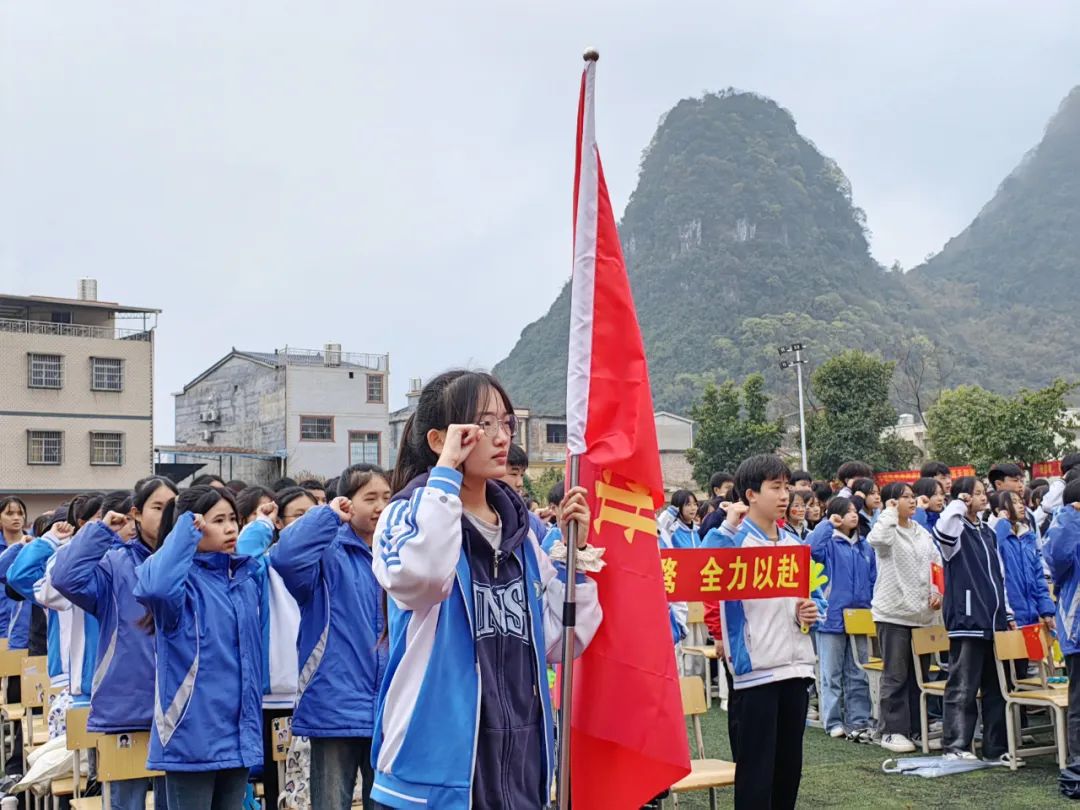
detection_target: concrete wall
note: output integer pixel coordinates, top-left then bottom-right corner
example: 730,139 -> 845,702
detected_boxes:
174,356 -> 287,483
0,328 -> 154,494
285,365 -> 390,478
660,450 -> 698,494
655,413 -> 694,452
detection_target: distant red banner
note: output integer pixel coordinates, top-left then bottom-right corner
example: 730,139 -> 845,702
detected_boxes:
659,545 -> 810,602
874,466 -> 975,487
1033,460 -> 1062,479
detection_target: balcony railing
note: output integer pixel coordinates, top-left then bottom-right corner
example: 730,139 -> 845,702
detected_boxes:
0,317 -> 153,342
274,347 -> 388,371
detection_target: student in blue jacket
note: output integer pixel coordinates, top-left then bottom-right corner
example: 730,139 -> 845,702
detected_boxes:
662,490 -> 700,549
912,477 -> 946,533
270,465 -> 392,810
808,496 -> 877,742
994,490 -> 1056,674
235,485 -> 312,810
1042,479 -> 1080,766
134,485 -> 262,810
51,479 -> 177,810
371,371 -> 602,810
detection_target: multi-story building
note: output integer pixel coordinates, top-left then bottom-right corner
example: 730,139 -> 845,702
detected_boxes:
172,344 -> 390,485
0,280 -> 160,517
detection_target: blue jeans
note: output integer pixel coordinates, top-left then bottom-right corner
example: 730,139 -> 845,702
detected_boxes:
310,736 -> 374,810
110,776 -> 167,810
817,632 -> 871,733
163,767 -> 249,810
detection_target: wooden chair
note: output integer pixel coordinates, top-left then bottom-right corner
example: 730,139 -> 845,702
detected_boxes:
60,706 -> 98,802
1013,625 -> 1067,691
994,629 -> 1068,769
96,732 -> 163,809
911,626 -> 950,753
681,602 -> 721,707
0,642 -> 28,776
842,609 -> 883,717
665,677 -> 735,810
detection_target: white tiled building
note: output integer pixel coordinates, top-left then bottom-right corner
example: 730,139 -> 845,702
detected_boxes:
173,345 -> 390,484
0,281 -> 159,516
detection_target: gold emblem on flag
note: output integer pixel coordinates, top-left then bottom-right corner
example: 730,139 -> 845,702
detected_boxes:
593,469 -> 655,543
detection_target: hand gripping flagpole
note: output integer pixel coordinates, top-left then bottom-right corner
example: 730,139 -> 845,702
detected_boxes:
557,453 -> 581,809
558,46 -> 599,808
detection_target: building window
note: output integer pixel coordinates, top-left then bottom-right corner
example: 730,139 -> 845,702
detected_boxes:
27,431 -> 63,465
366,374 -> 385,404
90,432 -> 124,465
51,311 -> 72,325
28,354 -> 63,389
349,431 -> 380,465
300,415 -> 334,441
91,357 -> 124,391
546,423 -> 567,444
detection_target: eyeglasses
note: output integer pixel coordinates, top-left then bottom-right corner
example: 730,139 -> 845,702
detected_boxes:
476,414 -> 518,439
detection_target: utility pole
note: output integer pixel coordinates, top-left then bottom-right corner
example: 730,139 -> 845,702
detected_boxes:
779,342 -> 809,471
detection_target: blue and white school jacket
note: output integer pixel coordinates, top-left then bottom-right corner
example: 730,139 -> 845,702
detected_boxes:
49,522 -> 157,733
662,519 -> 699,549
807,521 -> 876,634
36,553 -> 100,705
701,517 -> 827,690
236,518 -> 300,711
370,467 -> 602,810
270,506 -> 386,738
133,513 -> 263,772
0,542 -> 30,648
995,520 -> 1055,628
1044,508 -> 1080,656
8,532 -> 100,696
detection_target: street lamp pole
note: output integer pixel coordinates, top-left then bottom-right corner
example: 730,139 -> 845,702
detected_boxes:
779,343 -> 809,471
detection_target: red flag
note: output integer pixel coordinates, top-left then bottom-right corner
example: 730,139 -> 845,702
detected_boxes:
565,53 -> 691,809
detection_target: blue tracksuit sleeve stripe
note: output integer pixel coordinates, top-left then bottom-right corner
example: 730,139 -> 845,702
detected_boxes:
50,522 -> 117,617
236,518 -> 275,558
372,466 -> 463,612
7,537 -> 57,603
269,505 -> 341,605
133,513 -> 200,633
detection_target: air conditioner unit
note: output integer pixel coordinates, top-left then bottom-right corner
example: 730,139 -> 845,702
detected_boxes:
201,429 -> 213,442
199,408 -> 219,423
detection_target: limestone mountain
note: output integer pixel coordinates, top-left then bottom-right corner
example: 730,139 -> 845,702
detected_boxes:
494,90 -> 936,415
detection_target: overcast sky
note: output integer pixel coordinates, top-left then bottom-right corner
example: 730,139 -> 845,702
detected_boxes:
3,2 -> 1078,442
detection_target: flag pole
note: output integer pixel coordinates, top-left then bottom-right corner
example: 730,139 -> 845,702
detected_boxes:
557,451 -> 582,809
558,46 -> 599,808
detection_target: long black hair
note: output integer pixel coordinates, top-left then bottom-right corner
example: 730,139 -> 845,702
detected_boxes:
826,496 -> 857,538
391,370 -> 514,493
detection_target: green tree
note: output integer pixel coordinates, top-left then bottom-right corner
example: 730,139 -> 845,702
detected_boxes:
806,350 -> 899,478
685,374 -> 784,487
524,466 -> 565,505
927,379 -> 1079,474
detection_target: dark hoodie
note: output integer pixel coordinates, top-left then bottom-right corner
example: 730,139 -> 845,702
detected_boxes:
394,473 -> 545,809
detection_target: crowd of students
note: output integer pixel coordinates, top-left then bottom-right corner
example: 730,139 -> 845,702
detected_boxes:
659,454 -> 1080,807
7,365 -> 1080,809
0,370 -> 600,810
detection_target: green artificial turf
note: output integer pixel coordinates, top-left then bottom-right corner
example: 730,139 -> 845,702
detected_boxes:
674,704 -> 1075,809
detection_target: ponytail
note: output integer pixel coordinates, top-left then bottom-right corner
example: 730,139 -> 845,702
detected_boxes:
390,370 -> 514,494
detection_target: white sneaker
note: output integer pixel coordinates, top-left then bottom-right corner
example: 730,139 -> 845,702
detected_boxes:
943,750 -> 978,761
828,725 -> 846,738
929,720 -> 943,734
806,707 -> 820,721
880,734 -> 916,753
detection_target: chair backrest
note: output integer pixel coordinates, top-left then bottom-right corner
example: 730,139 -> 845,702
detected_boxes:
911,626 -> 949,656
994,630 -> 1029,662
0,646 -> 27,679
843,609 -> 877,637
271,715 -> 292,762
687,602 -> 705,625
65,706 -> 99,752
679,676 -> 708,717
96,732 -> 164,781
20,655 -> 49,708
